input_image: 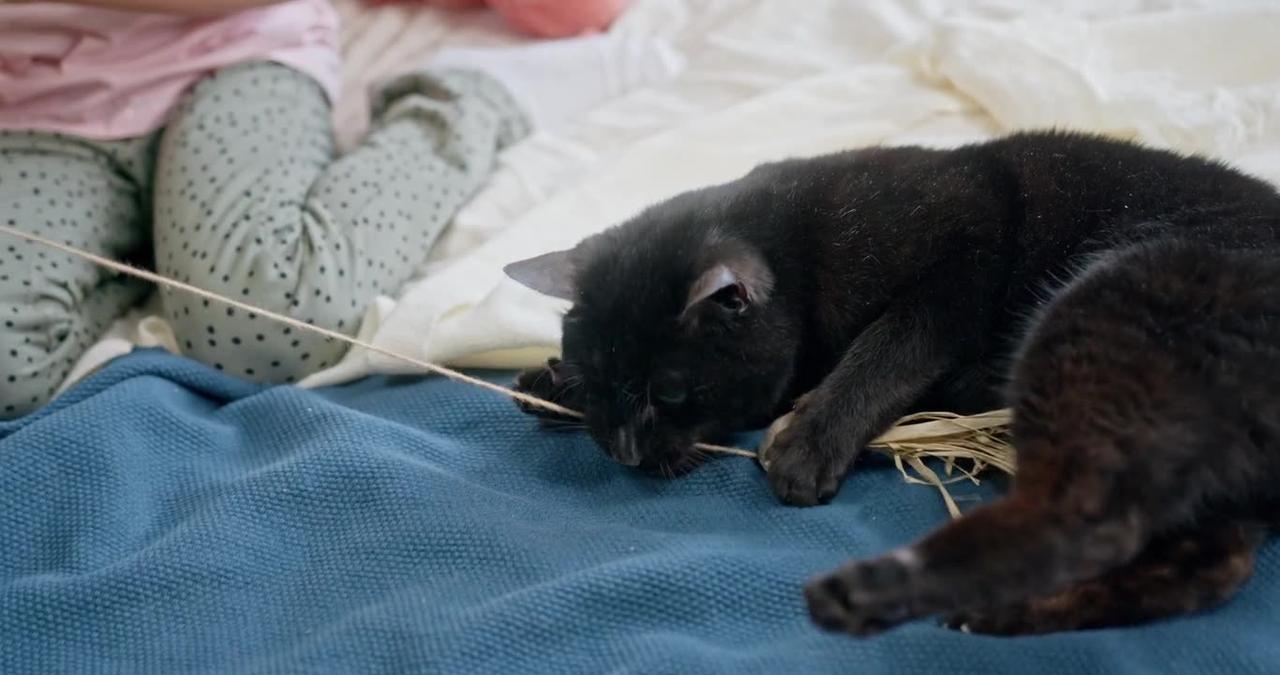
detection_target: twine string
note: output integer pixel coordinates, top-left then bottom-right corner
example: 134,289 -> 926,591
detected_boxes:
0,224 -> 758,459
0,223 -> 1019,519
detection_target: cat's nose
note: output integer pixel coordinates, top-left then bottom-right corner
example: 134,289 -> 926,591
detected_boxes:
612,427 -> 643,467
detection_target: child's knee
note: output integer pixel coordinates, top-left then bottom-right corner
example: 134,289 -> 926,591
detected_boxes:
163,282 -> 355,384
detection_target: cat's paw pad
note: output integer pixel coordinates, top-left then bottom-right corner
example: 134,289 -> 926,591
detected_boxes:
804,556 -> 917,636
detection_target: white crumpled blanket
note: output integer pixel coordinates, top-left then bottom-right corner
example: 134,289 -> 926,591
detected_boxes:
65,0 -> 1280,392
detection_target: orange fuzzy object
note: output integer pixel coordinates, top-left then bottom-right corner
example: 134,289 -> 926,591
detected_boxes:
487,0 -> 628,37
361,1 -> 483,7
362,0 -> 627,38
364,0 -> 485,7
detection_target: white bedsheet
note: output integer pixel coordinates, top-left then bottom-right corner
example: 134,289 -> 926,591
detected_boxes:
65,0 -> 1280,391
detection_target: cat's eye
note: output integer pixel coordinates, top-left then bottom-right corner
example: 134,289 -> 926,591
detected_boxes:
654,388 -> 687,407
651,373 -> 688,407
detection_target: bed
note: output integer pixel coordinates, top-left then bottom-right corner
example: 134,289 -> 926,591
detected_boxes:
3,350 -> 1278,672
6,0 -> 1280,672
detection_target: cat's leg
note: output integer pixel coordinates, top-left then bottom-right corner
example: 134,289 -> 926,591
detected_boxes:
765,302 -> 954,506
806,240 -> 1280,635
911,360 -> 1005,415
513,357 -> 587,426
945,521 -> 1264,635
804,491 -> 1155,635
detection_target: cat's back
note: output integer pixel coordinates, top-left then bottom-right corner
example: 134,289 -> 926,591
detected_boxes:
985,131 -> 1280,220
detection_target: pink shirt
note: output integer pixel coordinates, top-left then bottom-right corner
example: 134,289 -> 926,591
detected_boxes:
0,1 -> 341,140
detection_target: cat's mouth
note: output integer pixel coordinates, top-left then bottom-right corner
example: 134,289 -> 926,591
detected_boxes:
637,449 -> 705,478
636,435 -> 715,478
596,424 -> 713,478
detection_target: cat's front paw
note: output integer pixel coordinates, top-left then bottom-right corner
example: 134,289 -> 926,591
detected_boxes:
513,358 -> 581,424
760,398 -> 858,506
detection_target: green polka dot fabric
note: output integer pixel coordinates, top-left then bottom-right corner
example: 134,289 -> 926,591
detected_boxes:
0,131 -> 155,417
0,62 -> 529,418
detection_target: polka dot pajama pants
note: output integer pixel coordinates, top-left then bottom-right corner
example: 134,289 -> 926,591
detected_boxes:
0,62 -> 529,418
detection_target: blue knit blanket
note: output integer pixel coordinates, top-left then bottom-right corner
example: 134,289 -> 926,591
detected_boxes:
1,350 -> 1275,673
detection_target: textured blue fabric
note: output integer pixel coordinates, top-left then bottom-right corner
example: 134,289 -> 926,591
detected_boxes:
1,349 -> 1276,674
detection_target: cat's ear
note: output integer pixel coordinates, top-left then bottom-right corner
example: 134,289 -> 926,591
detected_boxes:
682,247 -> 773,318
504,248 -> 577,301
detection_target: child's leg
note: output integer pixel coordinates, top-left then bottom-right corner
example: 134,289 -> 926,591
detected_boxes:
153,62 -> 528,382
0,131 -> 154,419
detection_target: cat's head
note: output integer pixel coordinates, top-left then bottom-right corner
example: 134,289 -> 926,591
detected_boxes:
504,190 -> 801,475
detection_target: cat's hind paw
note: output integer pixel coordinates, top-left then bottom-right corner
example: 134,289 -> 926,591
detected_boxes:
804,555 -> 921,636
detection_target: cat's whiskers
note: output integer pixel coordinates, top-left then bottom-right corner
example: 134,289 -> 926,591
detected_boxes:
689,446 -> 711,467
540,418 -> 588,431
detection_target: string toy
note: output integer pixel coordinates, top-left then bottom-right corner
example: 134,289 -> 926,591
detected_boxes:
0,223 -> 1015,517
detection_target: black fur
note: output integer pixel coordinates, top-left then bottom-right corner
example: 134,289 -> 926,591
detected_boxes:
509,131 -> 1280,634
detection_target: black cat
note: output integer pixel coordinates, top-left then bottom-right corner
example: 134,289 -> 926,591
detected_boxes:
505,131 -> 1280,635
